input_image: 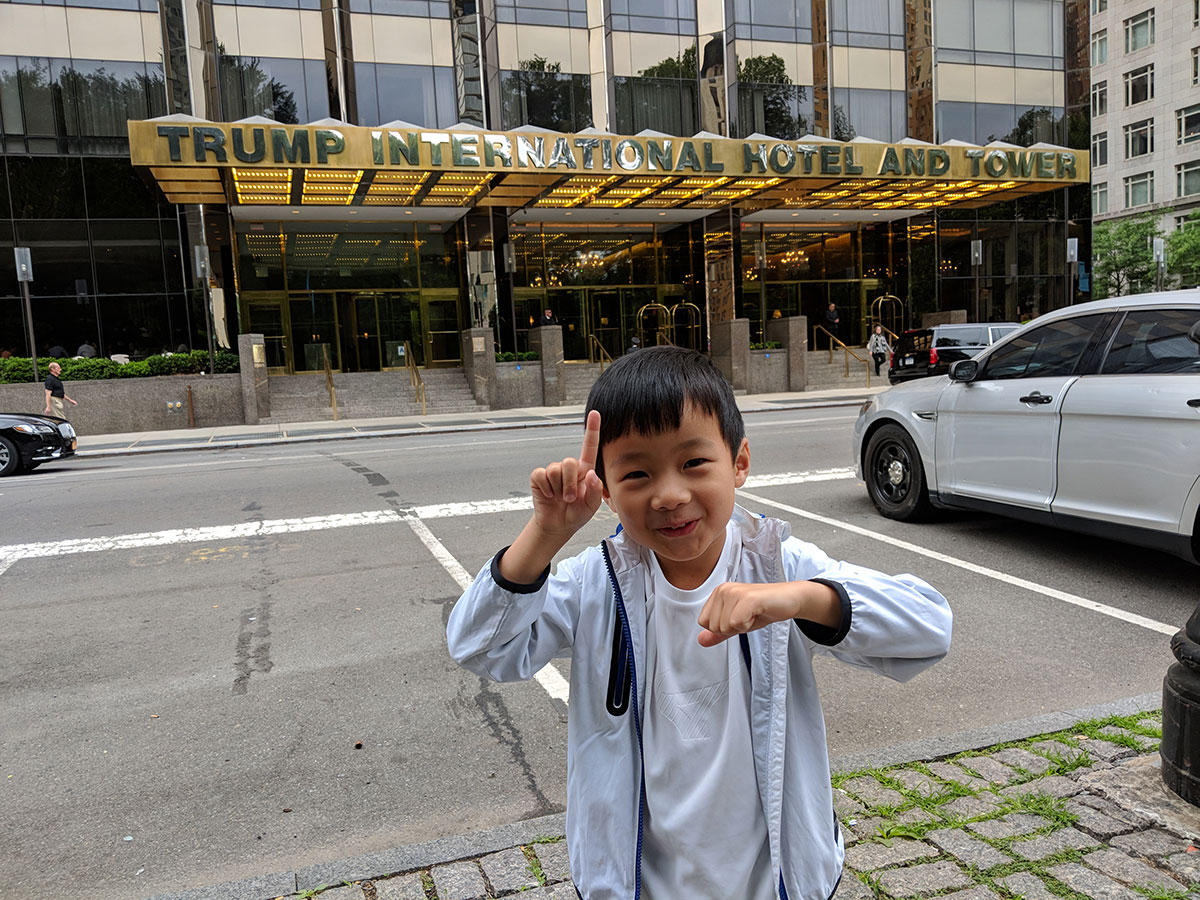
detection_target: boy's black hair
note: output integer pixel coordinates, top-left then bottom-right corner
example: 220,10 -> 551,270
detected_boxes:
584,345 -> 745,483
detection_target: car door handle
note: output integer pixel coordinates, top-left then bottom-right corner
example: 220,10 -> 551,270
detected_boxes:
1189,399 -> 1200,408
1019,392 -> 1054,404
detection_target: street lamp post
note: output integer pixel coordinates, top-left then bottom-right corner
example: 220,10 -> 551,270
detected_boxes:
14,247 -> 38,383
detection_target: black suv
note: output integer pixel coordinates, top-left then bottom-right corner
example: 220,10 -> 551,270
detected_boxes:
888,322 -> 1020,385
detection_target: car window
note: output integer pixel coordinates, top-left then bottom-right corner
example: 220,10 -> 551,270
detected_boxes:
979,314 -> 1106,380
898,331 -> 932,354
990,326 -> 1019,342
1100,308 -> 1200,375
934,326 -> 987,347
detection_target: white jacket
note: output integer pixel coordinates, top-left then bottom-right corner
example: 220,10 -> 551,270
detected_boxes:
446,506 -> 952,900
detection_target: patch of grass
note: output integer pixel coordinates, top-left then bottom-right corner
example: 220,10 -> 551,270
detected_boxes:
527,834 -> 564,844
1040,748 -> 1092,776
1001,792 -> 1079,829
1129,885 -> 1189,900
520,845 -> 547,886
421,871 -> 437,900
875,822 -> 928,841
297,887 -> 327,899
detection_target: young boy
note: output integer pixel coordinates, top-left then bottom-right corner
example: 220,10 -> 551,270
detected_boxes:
447,346 -> 952,900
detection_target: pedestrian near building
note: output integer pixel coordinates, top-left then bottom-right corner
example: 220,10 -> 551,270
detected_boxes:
867,324 -> 892,376
538,308 -> 559,327
77,340 -> 96,358
824,301 -> 841,341
43,362 -> 77,420
447,346 -> 952,900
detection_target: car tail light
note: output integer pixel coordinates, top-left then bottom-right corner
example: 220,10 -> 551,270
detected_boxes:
929,347 -> 939,367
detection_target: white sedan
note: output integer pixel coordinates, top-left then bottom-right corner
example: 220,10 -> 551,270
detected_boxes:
853,291 -> 1200,564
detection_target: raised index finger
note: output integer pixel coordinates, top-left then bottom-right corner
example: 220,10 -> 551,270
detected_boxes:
579,410 -> 601,472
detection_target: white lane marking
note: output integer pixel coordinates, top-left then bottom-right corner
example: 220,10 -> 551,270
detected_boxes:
744,467 -> 855,488
736,489 -> 1177,636
745,415 -> 858,427
403,513 -> 569,704
0,555 -> 19,576
0,467 -> 856,567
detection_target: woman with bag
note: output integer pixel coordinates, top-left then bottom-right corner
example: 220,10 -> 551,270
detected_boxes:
867,324 -> 891,377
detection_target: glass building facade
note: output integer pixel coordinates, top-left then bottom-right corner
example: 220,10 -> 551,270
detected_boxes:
0,0 -> 1090,368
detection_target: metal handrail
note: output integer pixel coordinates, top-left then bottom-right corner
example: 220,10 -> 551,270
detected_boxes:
403,340 -> 426,415
655,331 -> 673,346
322,344 -> 340,421
813,324 -> 872,387
587,334 -> 614,371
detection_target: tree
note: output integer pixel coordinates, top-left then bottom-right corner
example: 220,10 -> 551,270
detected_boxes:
216,47 -> 298,123
737,54 -> 804,138
501,56 -> 589,132
1168,210 -> 1200,288
640,45 -> 697,80
1001,107 -> 1062,146
1091,212 -> 1162,299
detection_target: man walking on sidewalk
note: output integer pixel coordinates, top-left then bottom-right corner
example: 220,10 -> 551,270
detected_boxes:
44,362 -> 77,420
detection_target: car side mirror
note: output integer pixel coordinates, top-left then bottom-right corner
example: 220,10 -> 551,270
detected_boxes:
1189,321 -> 1200,347
950,359 -> 979,382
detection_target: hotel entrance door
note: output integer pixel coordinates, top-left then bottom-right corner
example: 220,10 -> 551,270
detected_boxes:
244,298 -> 289,374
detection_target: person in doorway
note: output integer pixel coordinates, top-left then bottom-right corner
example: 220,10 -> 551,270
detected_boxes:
77,339 -> 97,358
538,308 -> 559,327
867,324 -> 892,376
48,342 -> 68,359
824,302 -> 841,341
446,346 -> 952,900
44,362 -> 77,420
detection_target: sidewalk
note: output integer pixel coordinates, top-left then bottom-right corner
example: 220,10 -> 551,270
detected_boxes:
148,699 -> 1194,900
73,387 -> 887,459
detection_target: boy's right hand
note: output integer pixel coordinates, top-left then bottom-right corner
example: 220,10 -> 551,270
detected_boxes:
529,410 -> 604,539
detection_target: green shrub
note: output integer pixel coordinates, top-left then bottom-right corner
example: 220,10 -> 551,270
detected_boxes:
0,357 -> 36,384
214,350 -> 240,373
496,351 -> 516,362
750,341 -> 782,350
518,351 -> 539,361
59,358 -> 120,380
116,360 -> 151,378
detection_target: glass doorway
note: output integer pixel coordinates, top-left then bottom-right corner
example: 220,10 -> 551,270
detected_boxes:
245,298 -> 289,374
422,291 -> 462,367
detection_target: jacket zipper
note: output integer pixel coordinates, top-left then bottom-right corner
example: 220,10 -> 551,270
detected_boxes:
601,540 -> 645,900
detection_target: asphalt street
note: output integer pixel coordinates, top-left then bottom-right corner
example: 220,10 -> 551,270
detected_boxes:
0,407 -> 1192,900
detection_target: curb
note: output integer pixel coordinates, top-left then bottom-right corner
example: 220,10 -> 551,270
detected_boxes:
78,397 -> 874,460
143,693 -> 1163,900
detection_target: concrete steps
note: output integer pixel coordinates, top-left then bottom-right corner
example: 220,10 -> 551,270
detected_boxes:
804,349 -> 878,390
262,369 -> 486,423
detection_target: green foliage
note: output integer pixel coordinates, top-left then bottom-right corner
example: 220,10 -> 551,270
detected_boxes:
0,350 -> 238,383
496,351 -> 516,362
496,351 -> 540,362
640,45 -> 697,79
1168,210 -> 1200,287
750,341 -> 782,350
1091,212 -> 1163,299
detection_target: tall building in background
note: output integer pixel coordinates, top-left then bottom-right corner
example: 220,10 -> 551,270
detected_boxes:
1088,1 -> 1200,246
0,0 -> 1089,371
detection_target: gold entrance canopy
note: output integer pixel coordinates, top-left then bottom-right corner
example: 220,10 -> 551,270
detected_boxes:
129,116 -> 1089,214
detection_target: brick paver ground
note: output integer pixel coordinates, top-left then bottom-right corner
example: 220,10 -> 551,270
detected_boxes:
283,711 -> 1180,900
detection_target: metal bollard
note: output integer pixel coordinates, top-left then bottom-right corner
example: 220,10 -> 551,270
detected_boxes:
1162,604 -> 1200,804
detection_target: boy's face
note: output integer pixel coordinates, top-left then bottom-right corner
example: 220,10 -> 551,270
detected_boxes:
600,404 -> 750,590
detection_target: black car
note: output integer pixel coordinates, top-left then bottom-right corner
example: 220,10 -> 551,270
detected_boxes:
0,412 -> 77,476
888,322 -> 1020,384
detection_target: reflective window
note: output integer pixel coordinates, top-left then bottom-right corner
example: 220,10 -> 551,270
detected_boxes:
1091,29 -> 1107,65
1091,80 -> 1107,117
0,56 -> 166,149
218,56 -> 328,124
1123,9 -> 1154,53
493,0 -> 585,27
354,63 -> 456,127
936,0 -> 1062,66
980,314 -> 1104,379
498,58 -> 591,132
1123,64 -> 1153,106
1101,309 -> 1200,375
1091,0 -> 1106,11
610,0 -> 697,34
1092,182 -> 1108,214
1091,132 -> 1107,167
1178,104 -> 1200,145
614,76 -> 698,135
832,88 -> 905,141
731,0 -> 811,42
345,0 -> 450,13
829,0 -> 904,49
213,0 -> 320,9
1123,170 -> 1154,207
1179,161 -> 1200,198
1123,118 -> 1153,159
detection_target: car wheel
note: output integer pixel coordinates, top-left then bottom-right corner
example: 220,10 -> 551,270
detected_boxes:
0,437 -> 20,477
864,424 -> 933,521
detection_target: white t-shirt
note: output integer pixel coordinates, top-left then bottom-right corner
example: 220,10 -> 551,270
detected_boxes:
640,523 -> 776,900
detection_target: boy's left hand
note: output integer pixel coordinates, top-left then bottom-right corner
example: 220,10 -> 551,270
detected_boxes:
697,580 -> 840,647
